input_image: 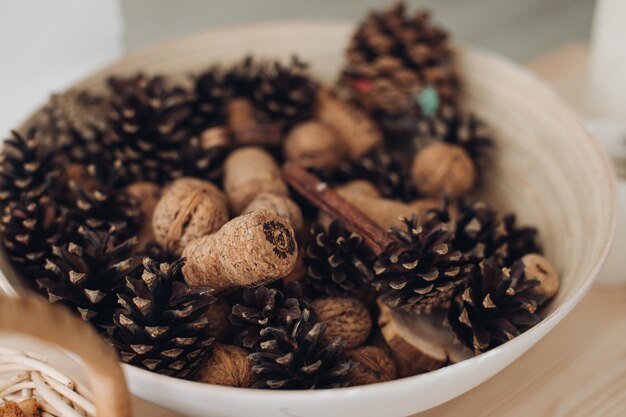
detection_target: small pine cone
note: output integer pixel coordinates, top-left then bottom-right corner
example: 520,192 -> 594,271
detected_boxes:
333,147 -> 416,201
111,257 -> 216,378
230,282 -> 311,349
33,90 -> 111,163
224,56 -> 261,98
415,105 -> 493,165
304,220 -> 376,297
250,320 -> 352,389
0,195 -> 68,278
346,345 -> 397,386
0,130 -> 61,206
342,3 -> 457,117
253,56 -> 319,126
374,213 -> 472,314
454,201 -> 542,266
36,227 -> 141,332
447,258 -> 545,353
191,66 -> 230,130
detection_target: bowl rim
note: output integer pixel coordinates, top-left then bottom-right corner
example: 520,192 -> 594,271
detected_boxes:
2,20 -> 618,402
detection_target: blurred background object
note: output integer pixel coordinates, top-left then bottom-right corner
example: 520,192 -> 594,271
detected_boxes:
0,0 -> 596,136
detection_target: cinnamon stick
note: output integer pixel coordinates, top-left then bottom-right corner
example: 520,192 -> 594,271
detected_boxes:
282,162 -> 396,256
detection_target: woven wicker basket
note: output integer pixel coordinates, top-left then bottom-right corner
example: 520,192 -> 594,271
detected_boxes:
0,296 -> 132,417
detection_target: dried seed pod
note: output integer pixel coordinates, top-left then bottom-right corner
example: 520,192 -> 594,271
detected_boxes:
195,344 -> 255,387
411,142 -> 476,199
243,192 -> 304,235
182,209 -> 298,292
522,253 -> 559,300
227,98 -> 281,146
315,87 -> 382,160
204,297 -> 232,343
312,295 -> 372,349
346,345 -> 397,386
152,177 -> 229,255
283,121 -> 345,172
125,181 -> 161,251
223,147 -> 289,214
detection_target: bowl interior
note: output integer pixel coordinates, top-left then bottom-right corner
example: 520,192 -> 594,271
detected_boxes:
0,21 -> 615,417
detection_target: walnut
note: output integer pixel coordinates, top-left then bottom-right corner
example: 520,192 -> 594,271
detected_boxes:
522,253 -> 559,300
204,298 -> 232,343
195,344 -> 255,388
411,142 -> 476,199
312,296 -> 372,349
283,121 -> 345,173
346,346 -> 397,386
152,177 -> 229,255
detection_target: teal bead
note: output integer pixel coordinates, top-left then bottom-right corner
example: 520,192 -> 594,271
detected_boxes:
415,86 -> 440,116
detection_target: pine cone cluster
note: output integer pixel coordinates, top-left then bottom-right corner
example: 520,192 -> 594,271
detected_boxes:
304,220 -> 375,296
342,2 -> 457,120
111,257 -> 216,378
374,212 -> 473,314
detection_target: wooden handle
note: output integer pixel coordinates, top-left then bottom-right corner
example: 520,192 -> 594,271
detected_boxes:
282,162 -> 396,256
0,295 -> 132,417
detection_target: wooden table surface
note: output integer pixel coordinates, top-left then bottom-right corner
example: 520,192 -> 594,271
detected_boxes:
3,43 -> 625,417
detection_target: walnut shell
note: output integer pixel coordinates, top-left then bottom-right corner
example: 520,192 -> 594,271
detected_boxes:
195,344 -> 255,388
411,142 -> 476,199
522,253 -> 559,300
283,121 -> 345,172
312,295 -> 372,349
346,346 -> 397,386
152,177 -> 228,256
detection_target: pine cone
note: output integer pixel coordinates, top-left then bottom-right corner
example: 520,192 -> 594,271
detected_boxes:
0,194 -> 68,278
33,90 -> 110,163
304,220 -> 375,296
447,258 -> 545,353
249,317 -> 352,389
68,159 -> 142,240
230,282 -> 311,349
224,56 -> 260,98
36,227 -> 141,332
333,147 -> 416,201
0,130 -> 60,206
374,211 -> 472,313
253,56 -> 318,126
191,66 -> 230,130
454,201 -> 542,266
415,105 -> 492,164
107,74 -> 211,184
111,257 -> 216,378
342,3 -> 457,119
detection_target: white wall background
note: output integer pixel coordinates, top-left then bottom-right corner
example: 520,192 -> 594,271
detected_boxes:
0,0 -> 124,136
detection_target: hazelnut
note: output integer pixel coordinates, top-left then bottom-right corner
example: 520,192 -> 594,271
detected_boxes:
337,180 -> 381,199
223,147 -> 289,214
125,181 -> 161,251
182,209 -> 298,292
283,121 -> 345,172
204,298 -> 232,343
522,253 -> 559,300
243,192 -> 304,235
195,344 -> 255,387
312,296 -> 372,349
411,142 -> 476,199
346,346 -> 397,386
152,177 -> 229,255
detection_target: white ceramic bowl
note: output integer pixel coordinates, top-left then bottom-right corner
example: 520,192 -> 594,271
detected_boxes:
0,22 -> 616,417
